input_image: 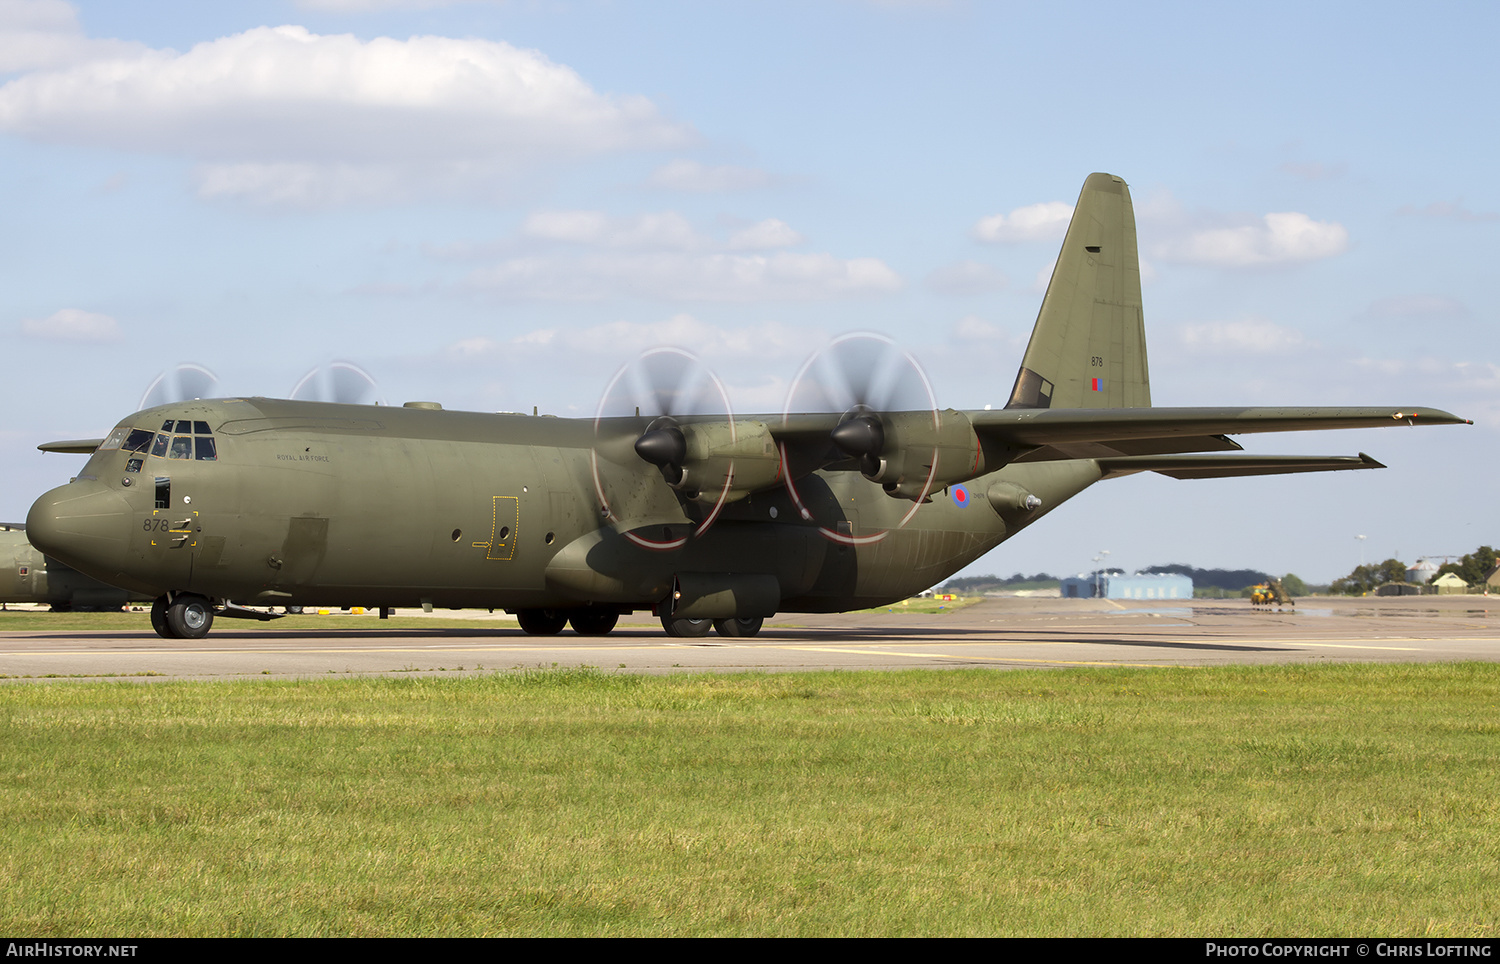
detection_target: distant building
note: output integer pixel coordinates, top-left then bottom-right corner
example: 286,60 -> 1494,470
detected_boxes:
1432,573 -> 1468,595
1407,558 -> 1440,585
1061,571 -> 1193,600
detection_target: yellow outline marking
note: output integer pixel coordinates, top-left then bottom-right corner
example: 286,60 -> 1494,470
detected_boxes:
152,509 -> 201,545
471,495 -> 519,561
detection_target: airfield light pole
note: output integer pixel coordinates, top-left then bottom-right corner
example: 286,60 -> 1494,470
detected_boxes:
1092,550 -> 1110,599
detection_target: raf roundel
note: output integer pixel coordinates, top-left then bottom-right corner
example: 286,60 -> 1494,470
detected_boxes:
951,484 -> 970,508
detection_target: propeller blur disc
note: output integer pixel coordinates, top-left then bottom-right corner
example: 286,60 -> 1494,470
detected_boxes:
592,348 -> 736,548
781,333 -> 940,544
290,362 -> 385,406
139,363 -> 220,411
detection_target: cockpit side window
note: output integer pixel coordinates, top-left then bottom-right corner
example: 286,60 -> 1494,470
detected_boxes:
123,429 -> 154,453
169,436 -> 194,460
101,428 -> 129,450
195,437 -> 217,461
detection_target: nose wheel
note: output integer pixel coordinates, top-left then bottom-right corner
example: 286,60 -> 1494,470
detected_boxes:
150,594 -> 215,640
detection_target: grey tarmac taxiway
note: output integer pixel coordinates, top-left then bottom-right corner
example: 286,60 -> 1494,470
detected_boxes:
0,594 -> 1495,680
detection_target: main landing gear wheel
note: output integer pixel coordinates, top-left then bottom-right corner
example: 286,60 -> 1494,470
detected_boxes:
165,594 -> 214,640
570,610 -> 619,636
713,616 -> 764,637
516,608 -> 568,635
150,596 -> 176,639
660,615 -> 713,637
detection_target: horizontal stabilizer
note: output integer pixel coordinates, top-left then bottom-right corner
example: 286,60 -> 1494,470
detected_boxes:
1098,451 -> 1385,480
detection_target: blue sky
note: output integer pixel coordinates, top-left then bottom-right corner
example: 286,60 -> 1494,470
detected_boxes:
2,0 -> 1495,584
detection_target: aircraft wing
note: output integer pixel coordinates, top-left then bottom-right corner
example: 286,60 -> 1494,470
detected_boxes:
37,438 -> 105,454
1097,451 -> 1385,480
969,406 -> 1468,462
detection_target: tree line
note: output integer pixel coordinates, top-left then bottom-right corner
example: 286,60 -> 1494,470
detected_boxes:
1329,545 -> 1496,595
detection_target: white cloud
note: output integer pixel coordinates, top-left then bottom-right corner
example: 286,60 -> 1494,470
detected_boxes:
972,201 -> 1073,243
19,307 -> 121,341
295,1 -> 470,10
522,210 -> 701,249
1395,201 -> 1500,223
0,24 -> 691,206
444,315 -> 807,412
467,252 -> 902,302
926,260 -> 1006,296
950,314 -> 1013,342
1177,317 -> 1311,354
0,0 -> 144,72
457,209 -> 857,300
1349,357 -> 1499,429
1367,295 -> 1468,319
727,218 -> 803,250
552,314 -> 804,358
514,211 -> 803,253
648,159 -> 772,193
1153,212 -> 1349,267
1030,258 -> 1056,293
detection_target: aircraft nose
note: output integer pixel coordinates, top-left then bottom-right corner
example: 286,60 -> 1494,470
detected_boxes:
26,481 -> 132,576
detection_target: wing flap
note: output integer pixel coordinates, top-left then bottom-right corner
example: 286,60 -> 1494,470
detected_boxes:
1098,452 -> 1385,480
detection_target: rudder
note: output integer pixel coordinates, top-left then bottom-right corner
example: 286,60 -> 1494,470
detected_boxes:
1005,173 -> 1149,410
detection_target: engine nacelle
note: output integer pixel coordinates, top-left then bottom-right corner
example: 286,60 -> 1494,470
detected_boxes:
862,409 -> 1009,499
664,419 -> 782,505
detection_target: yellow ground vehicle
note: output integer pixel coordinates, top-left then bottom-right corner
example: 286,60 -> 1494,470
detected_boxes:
1250,580 -> 1294,608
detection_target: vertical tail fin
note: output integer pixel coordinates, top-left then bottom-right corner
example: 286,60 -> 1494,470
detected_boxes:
1005,173 -> 1150,410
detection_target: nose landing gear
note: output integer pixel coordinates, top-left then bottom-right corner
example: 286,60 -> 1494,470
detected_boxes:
150,593 -> 215,640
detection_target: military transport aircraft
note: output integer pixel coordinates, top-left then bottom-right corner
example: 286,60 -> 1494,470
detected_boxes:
25,173 -> 1468,640
1,525 -> 150,611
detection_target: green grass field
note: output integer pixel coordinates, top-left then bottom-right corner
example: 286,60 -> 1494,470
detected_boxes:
1,664 -> 1497,936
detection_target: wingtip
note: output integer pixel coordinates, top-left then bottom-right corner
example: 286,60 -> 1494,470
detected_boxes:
1357,452 -> 1387,469
1391,408 -> 1472,426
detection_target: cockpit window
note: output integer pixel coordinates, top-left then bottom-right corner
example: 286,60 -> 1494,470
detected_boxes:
123,420 -> 218,461
123,429 -> 154,453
